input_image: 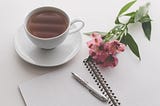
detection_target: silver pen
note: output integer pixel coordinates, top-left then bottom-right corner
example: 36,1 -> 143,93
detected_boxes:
71,72 -> 107,102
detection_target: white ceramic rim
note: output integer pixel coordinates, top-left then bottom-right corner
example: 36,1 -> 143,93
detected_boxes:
24,6 -> 70,41
14,26 -> 82,67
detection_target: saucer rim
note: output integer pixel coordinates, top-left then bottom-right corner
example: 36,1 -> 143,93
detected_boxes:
14,26 -> 82,67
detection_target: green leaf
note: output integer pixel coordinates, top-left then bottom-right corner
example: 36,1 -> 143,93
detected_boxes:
123,12 -> 136,17
86,56 -> 93,62
118,0 -> 137,17
128,16 -> 135,24
134,3 -> 150,22
84,32 -> 95,35
142,21 -> 151,40
120,35 -> 127,45
84,31 -> 106,36
126,33 -> 141,60
115,17 -> 121,24
125,12 -> 136,24
139,15 -> 152,23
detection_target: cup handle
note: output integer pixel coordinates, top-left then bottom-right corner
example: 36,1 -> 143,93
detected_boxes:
68,19 -> 85,34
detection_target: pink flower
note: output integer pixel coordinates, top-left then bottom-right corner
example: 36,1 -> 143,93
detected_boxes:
87,33 -> 125,68
106,40 -> 125,55
87,33 -> 103,53
93,51 -> 109,64
91,33 -> 102,38
100,55 -> 118,67
87,33 -> 103,49
89,49 -> 96,57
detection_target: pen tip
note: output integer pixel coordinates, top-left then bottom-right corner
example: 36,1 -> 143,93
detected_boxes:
71,72 -> 74,75
71,72 -> 77,77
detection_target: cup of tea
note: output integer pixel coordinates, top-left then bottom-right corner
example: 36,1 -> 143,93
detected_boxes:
24,6 -> 85,49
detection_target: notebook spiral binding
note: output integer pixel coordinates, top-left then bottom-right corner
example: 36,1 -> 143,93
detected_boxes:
83,58 -> 120,106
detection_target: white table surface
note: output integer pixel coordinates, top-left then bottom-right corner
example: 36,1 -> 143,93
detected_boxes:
0,0 -> 160,106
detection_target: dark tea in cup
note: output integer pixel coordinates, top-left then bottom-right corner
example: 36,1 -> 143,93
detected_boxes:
24,6 -> 84,49
27,10 -> 69,38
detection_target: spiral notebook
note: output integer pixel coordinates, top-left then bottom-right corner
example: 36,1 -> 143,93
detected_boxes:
19,59 -> 120,106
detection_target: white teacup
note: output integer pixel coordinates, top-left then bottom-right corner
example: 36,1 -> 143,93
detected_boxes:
24,6 -> 84,49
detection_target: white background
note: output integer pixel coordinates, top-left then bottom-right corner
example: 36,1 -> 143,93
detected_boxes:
0,0 -> 160,106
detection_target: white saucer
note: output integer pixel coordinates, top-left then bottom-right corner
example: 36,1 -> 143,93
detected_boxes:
14,26 -> 82,67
